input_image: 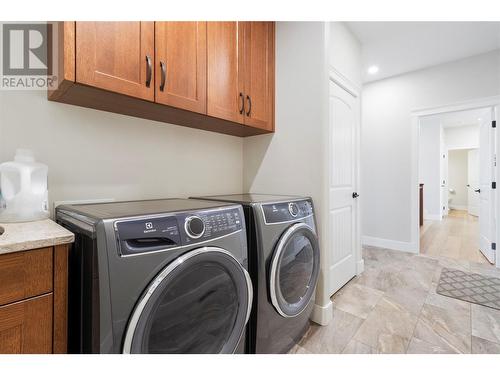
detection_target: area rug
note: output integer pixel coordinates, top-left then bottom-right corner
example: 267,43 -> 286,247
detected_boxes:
436,267 -> 500,310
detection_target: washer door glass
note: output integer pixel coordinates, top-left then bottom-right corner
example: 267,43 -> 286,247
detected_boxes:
270,223 -> 320,318
124,247 -> 252,354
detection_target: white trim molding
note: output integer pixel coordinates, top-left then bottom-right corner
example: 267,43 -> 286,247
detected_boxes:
412,95 -> 500,117
362,235 -> 418,254
328,65 -> 360,98
424,213 -> 442,221
356,259 -> 365,275
311,300 -> 333,326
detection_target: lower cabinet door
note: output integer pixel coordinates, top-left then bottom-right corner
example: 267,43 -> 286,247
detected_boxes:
0,294 -> 53,354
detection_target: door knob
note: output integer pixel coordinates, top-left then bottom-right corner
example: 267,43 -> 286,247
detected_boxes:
474,189 -> 481,193
352,192 -> 359,199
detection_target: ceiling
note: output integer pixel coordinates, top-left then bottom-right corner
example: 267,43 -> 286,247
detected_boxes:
426,108 -> 491,128
346,22 -> 500,83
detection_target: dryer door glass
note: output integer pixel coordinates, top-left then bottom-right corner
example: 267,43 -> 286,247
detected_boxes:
270,223 -> 320,318
123,247 -> 252,353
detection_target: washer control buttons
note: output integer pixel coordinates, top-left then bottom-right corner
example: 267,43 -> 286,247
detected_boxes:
289,202 -> 299,217
184,216 -> 205,239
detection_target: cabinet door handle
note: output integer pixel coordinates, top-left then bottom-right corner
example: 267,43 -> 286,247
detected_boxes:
160,61 -> 167,92
475,189 -> 481,193
246,95 -> 252,116
352,192 -> 359,199
239,93 -> 244,114
145,55 -> 152,88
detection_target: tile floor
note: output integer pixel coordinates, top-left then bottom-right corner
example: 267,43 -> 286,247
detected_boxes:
290,246 -> 500,354
420,209 -> 487,264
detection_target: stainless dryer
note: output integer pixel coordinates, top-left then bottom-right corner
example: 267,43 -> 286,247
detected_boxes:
193,194 -> 320,353
56,199 -> 252,354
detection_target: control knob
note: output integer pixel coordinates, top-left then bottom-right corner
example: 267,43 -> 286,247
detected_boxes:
185,216 -> 205,239
288,202 -> 299,217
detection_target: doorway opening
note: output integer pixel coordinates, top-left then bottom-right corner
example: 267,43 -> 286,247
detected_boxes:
417,105 -> 498,267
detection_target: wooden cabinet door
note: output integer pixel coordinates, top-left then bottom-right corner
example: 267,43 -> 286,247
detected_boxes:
155,22 -> 207,114
207,22 -> 245,124
242,22 -> 275,131
76,22 -> 154,101
0,294 -> 53,354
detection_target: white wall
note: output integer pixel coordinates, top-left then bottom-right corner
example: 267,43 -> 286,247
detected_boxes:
243,22 -> 328,213
0,90 -> 243,213
444,125 -> 480,149
328,23 -> 362,88
419,117 -> 442,219
448,149 -> 469,210
362,50 -> 500,250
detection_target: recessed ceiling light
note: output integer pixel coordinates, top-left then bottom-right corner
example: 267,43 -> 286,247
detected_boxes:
478,118 -> 482,121
368,65 -> 379,75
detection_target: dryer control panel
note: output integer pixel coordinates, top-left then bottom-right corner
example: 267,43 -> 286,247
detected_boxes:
115,207 -> 244,255
262,199 -> 313,224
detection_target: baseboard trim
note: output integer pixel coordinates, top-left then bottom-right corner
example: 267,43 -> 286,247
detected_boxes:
311,300 -> 333,326
424,213 -> 442,221
356,258 -> 365,275
362,235 -> 418,254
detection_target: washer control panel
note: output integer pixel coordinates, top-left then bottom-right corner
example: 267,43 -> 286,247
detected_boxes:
262,199 -> 313,224
115,207 -> 244,255
180,208 -> 243,245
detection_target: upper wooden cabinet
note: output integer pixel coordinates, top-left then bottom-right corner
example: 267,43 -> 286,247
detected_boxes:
242,22 -> 275,131
207,22 -> 275,131
207,22 -> 245,124
49,21 -> 275,137
76,22 -> 155,101
155,22 -> 207,114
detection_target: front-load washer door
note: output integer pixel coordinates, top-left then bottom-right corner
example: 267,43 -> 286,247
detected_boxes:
122,247 -> 252,354
269,223 -> 320,318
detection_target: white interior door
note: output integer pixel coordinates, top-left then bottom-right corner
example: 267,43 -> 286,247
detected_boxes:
468,149 -> 480,217
441,148 -> 449,217
479,112 -> 495,263
328,80 -> 358,295
495,105 -> 499,268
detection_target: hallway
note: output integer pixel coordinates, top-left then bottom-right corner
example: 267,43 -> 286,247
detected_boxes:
420,209 -> 488,264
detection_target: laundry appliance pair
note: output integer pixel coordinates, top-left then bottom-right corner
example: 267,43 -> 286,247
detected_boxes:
56,194 -> 320,354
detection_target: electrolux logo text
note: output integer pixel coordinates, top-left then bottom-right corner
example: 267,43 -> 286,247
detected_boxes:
1,23 -> 57,90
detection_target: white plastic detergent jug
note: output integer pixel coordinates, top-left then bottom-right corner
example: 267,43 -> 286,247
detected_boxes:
0,149 -> 49,222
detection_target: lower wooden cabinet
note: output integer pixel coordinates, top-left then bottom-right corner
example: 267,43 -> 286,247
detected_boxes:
0,294 -> 53,354
0,245 -> 69,354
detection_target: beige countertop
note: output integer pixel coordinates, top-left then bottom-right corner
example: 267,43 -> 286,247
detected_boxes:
0,219 -> 74,255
